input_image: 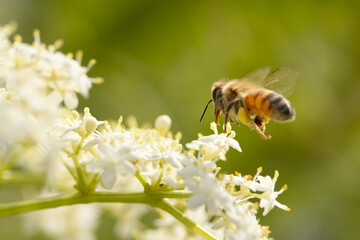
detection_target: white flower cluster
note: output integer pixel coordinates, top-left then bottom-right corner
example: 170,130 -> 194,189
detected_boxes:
0,22 -> 102,175
0,23 -> 289,240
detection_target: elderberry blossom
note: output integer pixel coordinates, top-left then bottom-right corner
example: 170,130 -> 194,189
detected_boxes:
0,22 -> 100,176
178,153 -> 224,211
255,171 -> 290,216
0,23 -> 291,240
4,29 -> 102,109
186,122 -> 241,160
95,143 -> 138,189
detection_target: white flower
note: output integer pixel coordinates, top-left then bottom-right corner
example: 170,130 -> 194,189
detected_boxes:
178,153 -> 217,179
254,171 -> 290,216
186,122 -> 241,160
178,153 -> 228,213
223,202 -> 263,240
145,139 -> 183,168
0,89 -> 57,174
223,173 -> 259,193
185,206 -> 224,239
161,166 -> 182,189
84,117 -> 131,149
53,108 -> 103,146
187,175 -> 229,213
2,27 -> 101,110
95,142 -> 139,189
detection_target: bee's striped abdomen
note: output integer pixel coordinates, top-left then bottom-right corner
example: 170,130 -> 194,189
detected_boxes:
244,89 -> 295,122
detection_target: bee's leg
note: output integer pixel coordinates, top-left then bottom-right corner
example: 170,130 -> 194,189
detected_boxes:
229,117 -> 234,123
224,102 -> 235,132
253,116 -> 271,139
224,114 -> 228,132
215,109 -> 221,125
237,100 -> 271,139
254,116 -> 266,132
249,121 -> 271,140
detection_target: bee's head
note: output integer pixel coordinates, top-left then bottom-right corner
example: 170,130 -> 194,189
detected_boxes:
211,81 -> 226,125
200,80 -> 226,124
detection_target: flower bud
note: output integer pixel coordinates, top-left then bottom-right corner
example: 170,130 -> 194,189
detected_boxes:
85,116 -> 98,133
64,92 -> 78,109
155,115 -> 171,136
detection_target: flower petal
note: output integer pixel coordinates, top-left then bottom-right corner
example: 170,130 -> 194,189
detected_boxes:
101,167 -> 117,189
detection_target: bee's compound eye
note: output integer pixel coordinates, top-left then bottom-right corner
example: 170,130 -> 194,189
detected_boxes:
212,86 -> 221,100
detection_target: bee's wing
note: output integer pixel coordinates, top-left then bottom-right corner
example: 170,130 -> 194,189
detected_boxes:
263,64 -> 301,97
242,66 -> 271,85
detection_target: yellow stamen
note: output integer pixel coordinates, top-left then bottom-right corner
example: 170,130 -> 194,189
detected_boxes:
274,170 -> 279,179
33,29 -> 40,45
118,116 -> 123,125
87,59 -> 97,71
53,39 -> 64,49
72,110 -> 79,119
76,50 -> 83,64
171,140 -> 179,148
84,107 -> 91,117
93,77 -> 104,84
2,21 -> 17,37
245,175 -> 252,181
175,144 -> 182,151
175,131 -> 182,140
229,130 -> 236,138
262,226 -> 271,237
13,34 -> 22,43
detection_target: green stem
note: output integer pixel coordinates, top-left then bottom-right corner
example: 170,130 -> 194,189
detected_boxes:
0,172 -> 43,185
71,133 -> 89,192
152,191 -> 192,198
156,200 -> 217,240
0,147 -> 26,171
61,159 -> 78,181
0,191 -> 214,240
0,192 -> 147,218
153,162 -> 164,188
135,170 -> 150,190
0,191 -> 192,218
72,155 -> 86,191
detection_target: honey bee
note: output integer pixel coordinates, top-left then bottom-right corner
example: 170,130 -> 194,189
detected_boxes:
200,64 -> 301,139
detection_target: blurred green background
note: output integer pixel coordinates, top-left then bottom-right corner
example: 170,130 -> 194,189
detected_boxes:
1,0 -> 360,239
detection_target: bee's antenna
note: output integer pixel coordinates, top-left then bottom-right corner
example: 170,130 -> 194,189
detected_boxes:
200,99 -> 213,123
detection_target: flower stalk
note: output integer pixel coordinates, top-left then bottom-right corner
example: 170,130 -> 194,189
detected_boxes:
0,191 -> 214,240
0,192 -> 178,217
156,200 -> 217,240
71,133 -> 89,193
